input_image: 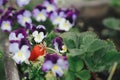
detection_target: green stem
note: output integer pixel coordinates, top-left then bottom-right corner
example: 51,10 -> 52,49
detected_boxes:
47,47 -> 61,55
107,62 -> 118,80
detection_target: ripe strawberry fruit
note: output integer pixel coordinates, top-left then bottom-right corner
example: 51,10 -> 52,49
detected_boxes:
29,44 -> 46,61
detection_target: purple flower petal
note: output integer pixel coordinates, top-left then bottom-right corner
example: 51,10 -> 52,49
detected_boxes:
16,0 -> 31,7
9,28 -> 28,42
45,54 -> 59,64
42,60 -> 53,72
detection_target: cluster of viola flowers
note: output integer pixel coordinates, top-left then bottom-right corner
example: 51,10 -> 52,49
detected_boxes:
0,0 -> 78,79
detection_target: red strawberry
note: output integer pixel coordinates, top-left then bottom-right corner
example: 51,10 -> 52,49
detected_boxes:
29,44 -> 46,61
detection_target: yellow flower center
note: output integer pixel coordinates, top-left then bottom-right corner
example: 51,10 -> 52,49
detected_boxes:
62,45 -> 67,52
4,23 -> 10,28
36,34 -> 41,40
63,23 -> 67,27
23,17 -> 28,22
56,17 -> 61,22
53,65 -> 59,70
17,51 -> 23,57
47,5 -> 53,11
38,13 -> 44,18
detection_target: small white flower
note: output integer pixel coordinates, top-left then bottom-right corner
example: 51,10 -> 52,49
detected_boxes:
43,1 -> 56,12
17,10 -> 32,27
12,45 -> 30,64
33,9 -> 47,22
58,19 -> 72,31
53,17 -> 65,25
1,21 -> 12,32
32,31 -> 45,43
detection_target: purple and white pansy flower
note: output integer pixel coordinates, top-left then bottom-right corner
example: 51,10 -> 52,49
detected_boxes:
17,10 -> 32,27
9,39 -> 31,64
0,20 -> 12,32
9,28 -> 31,64
43,0 -> 56,13
16,0 -> 31,7
0,7 -> 16,32
32,25 -> 46,43
42,54 -> 69,77
9,28 -> 28,42
65,9 -> 78,26
57,19 -> 72,31
52,36 -> 67,53
50,11 -> 66,25
50,9 -> 77,32
33,6 -> 47,22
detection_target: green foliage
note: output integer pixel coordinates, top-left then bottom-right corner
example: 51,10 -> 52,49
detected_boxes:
45,31 -> 57,47
68,56 -> 84,72
60,31 -> 120,72
64,56 -> 90,80
110,0 -> 120,7
21,63 -> 44,80
0,51 -> 2,58
24,0 -> 43,11
76,70 -> 90,80
103,18 -> 120,31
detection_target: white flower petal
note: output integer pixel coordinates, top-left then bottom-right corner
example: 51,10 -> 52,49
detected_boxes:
18,33 -> 24,40
51,65 -> 63,77
21,45 -> 30,58
58,20 -> 72,31
34,32 -> 45,43
32,31 -> 38,37
9,33 -> 16,41
9,43 -> 19,54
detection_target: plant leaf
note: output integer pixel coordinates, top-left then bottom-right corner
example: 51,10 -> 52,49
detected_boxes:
76,70 -> 90,80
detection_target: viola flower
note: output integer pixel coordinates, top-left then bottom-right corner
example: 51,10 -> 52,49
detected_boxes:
32,25 -> 46,43
17,10 -> 32,27
43,0 -> 56,13
29,44 -> 46,61
42,54 -> 69,77
57,19 -> 72,31
50,11 -> 66,25
0,20 -> 12,32
0,7 -> 16,32
16,0 -> 31,7
9,42 -> 30,64
52,36 -> 67,53
9,38 -> 31,64
65,9 -> 78,26
0,0 -> 8,6
33,8 -> 47,22
9,28 -> 28,43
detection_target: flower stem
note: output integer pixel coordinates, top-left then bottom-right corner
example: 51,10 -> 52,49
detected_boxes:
46,47 -> 61,55
107,62 -> 117,80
